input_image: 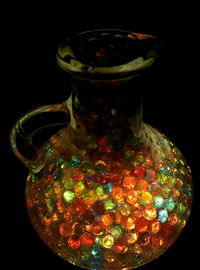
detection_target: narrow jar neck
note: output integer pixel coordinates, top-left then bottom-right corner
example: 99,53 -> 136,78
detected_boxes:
57,29 -> 160,138
69,76 -> 143,137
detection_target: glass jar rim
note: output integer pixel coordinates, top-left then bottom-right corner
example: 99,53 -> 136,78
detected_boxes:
56,28 -> 159,80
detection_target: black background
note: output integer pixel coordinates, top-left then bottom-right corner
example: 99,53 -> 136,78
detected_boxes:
2,2 -> 199,269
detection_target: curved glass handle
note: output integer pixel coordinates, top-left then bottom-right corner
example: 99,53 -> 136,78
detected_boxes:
10,103 -> 69,173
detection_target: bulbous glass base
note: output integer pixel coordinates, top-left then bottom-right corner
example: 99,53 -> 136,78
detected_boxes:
25,124 -> 192,269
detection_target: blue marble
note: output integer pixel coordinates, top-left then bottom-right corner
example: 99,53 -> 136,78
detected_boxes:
164,198 -> 175,211
160,165 -> 171,175
158,209 -> 168,223
91,245 -> 103,258
53,168 -> 63,181
94,214 -> 101,222
44,145 -> 52,153
56,157 -> 65,165
103,183 -> 112,194
153,196 -> 164,209
70,155 -> 81,167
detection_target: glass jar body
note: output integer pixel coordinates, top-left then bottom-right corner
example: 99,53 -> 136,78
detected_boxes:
25,91 -> 192,270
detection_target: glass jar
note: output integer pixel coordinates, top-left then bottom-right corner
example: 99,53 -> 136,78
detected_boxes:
10,29 -> 193,269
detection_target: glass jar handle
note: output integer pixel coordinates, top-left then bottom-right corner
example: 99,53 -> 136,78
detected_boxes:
10,103 -> 69,173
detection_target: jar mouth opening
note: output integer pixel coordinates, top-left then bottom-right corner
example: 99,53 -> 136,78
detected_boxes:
56,29 -> 159,80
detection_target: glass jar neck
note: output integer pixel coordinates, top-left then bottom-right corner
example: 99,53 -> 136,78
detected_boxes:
58,29 -> 160,138
67,76 -> 142,138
